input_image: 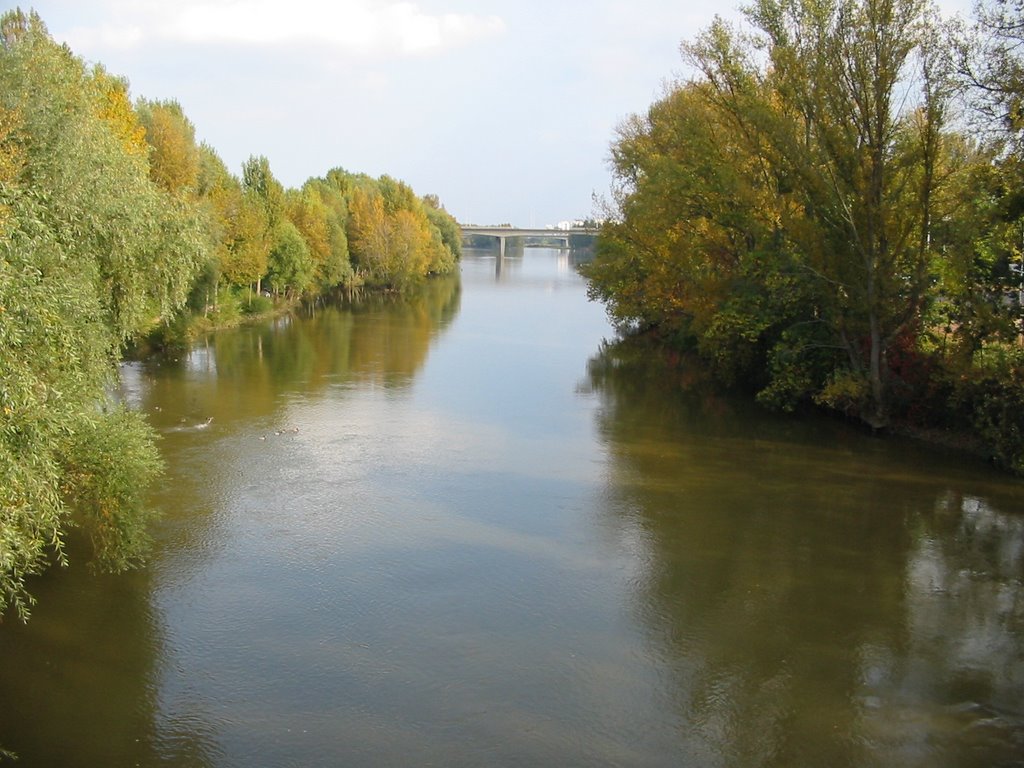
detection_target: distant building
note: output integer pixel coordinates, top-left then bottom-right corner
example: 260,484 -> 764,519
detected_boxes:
549,219 -> 597,230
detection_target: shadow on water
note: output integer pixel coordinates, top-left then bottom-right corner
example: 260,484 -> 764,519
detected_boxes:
585,338 -> 1024,767
0,531 -> 220,766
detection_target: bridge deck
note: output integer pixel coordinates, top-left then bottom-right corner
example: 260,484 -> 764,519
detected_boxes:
461,226 -> 598,238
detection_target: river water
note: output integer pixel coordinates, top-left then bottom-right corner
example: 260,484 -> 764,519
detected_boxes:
2,248 -> 1024,767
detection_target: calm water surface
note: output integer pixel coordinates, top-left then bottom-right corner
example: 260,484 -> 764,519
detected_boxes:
2,248 -> 1023,767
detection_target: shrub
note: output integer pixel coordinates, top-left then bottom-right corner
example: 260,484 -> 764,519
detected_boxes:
242,293 -> 274,316
950,344 -> 1024,473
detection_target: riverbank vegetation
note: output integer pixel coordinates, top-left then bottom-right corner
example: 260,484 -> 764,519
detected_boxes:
0,9 -> 460,619
583,0 -> 1024,473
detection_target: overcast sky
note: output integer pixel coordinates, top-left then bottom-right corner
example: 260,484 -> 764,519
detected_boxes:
13,0 -> 976,227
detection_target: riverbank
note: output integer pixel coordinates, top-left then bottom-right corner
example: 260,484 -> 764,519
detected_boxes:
128,293 -> 303,357
127,274 -> 458,360
605,329 -> 1017,476
6,248 -> 1024,767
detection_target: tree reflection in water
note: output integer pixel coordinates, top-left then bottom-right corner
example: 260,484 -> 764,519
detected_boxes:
586,338 -> 1024,767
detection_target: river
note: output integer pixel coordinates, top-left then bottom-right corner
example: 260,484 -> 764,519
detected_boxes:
1,248 -> 1023,767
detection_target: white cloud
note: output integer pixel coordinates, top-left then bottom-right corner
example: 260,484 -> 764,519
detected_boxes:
62,0 -> 505,56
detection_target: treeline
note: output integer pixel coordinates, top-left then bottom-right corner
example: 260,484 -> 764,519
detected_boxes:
0,10 -> 458,618
187,154 -> 461,311
584,0 -> 1024,472
147,105 -> 460,346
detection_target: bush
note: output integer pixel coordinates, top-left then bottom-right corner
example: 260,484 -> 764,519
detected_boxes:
59,407 -> 163,572
950,344 -> 1024,473
242,293 -> 274,316
144,312 -> 194,352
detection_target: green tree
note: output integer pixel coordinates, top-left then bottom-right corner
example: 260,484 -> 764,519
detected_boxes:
223,192 -> 271,295
188,143 -> 237,313
242,154 -> 284,223
691,0 -> 950,425
587,80 -> 813,388
241,155 -> 285,295
0,9 -> 204,618
950,0 -> 1024,346
423,193 -> 462,263
267,219 -> 314,297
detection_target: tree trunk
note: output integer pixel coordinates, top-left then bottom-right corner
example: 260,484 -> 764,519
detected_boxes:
868,306 -> 886,429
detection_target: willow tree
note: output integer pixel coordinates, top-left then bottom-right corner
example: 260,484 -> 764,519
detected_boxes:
0,10 -> 205,618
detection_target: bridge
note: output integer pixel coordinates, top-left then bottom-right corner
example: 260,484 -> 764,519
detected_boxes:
461,226 -> 599,258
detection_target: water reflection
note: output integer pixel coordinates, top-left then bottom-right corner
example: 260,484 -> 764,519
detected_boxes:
0,277 -> 460,766
4,253 -> 1023,767
0,535 -> 220,766
586,339 -> 1024,766
123,275 -> 460,434
472,242 -> 593,281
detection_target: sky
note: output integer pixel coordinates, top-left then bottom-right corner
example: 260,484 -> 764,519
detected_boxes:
10,0 -> 977,227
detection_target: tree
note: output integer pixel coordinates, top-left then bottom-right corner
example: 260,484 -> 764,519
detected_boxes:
91,65 -> 147,159
958,0 -> 1024,151
267,219 -> 314,297
0,9 -> 204,618
304,175 -> 354,288
348,184 -> 392,283
951,0 -> 1024,345
345,174 -> 459,289
587,78 -> 816,388
240,155 -> 286,295
286,185 -> 353,289
588,0 -> 956,427
695,0 -> 949,424
242,154 -> 284,223
137,99 -> 200,197
423,193 -> 462,264
223,192 -> 271,293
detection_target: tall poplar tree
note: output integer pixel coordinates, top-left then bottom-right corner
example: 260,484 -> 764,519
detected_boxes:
137,98 -> 200,197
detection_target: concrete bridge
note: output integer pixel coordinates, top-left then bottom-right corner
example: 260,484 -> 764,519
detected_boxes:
461,226 -> 599,258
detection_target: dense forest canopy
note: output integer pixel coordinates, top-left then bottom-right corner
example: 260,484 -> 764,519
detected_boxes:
0,9 -> 460,619
583,0 -> 1024,472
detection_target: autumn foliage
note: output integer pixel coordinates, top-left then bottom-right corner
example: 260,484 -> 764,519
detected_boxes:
0,8 -> 461,618
584,0 -> 1024,471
